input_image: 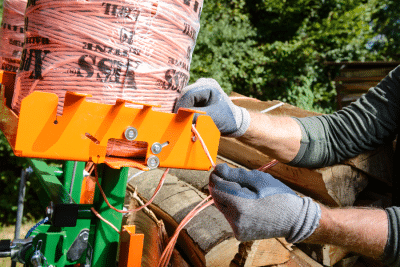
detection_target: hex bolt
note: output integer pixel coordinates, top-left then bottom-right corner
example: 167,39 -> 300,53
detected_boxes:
124,127 -> 138,141
147,156 -> 160,169
151,141 -> 169,154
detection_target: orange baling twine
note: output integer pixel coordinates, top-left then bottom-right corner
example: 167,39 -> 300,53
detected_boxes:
0,0 -> 27,72
11,0 -> 203,115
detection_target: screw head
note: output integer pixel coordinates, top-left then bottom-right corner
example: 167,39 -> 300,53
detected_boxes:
124,127 -> 138,141
147,156 -> 160,169
151,143 -> 162,154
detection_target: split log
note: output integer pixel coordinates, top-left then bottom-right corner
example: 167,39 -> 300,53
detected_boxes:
274,247 -> 324,267
335,255 -> 360,267
342,144 -> 394,186
296,243 -> 349,266
230,239 -> 293,267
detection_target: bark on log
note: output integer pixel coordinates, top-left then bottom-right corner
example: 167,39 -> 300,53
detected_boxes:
127,168 -> 239,266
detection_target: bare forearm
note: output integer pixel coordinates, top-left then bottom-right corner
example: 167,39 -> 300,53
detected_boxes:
305,205 -> 388,259
237,111 -> 302,163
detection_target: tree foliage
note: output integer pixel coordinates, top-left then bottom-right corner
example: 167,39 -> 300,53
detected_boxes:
191,0 -> 388,113
0,133 -> 43,226
370,0 -> 400,59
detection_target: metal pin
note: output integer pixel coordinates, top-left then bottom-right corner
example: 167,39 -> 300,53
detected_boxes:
151,141 -> 169,154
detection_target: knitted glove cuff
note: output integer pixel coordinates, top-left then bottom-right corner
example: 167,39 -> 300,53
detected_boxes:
286,197 -> 321,244
225,107 -> 251,137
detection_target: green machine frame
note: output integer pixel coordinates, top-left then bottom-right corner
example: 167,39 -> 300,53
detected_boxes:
14,159 -> 129,267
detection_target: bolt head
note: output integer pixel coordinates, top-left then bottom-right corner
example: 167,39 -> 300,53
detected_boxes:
124,127 -> 138,141
147,156 -> 160,169
151,143 -> 162,154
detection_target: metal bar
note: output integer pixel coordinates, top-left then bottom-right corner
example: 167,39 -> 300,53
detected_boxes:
92,165 -> 129,267
11,167 -> 32,267
14,168 -> 27,240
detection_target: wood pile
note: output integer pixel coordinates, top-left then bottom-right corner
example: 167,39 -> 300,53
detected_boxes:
123,93 -> 393,267
325,61 -> 400,109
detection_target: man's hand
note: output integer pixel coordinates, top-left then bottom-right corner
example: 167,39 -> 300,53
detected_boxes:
175,78 -> 251,137
209,164 -> 321,243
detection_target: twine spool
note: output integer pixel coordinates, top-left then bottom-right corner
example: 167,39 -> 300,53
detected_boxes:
0,0 -> 27,72
12,0 -> 203,115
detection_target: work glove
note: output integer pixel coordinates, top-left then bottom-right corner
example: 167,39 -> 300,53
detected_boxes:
174,78 -> 251,137
209,164 -> 321,243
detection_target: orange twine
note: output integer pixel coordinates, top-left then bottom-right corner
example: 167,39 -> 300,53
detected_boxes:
0,0 -> 27,72
11,0 -> 203,115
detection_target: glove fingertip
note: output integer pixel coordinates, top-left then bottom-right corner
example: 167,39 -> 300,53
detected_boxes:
213,163 -> 231,176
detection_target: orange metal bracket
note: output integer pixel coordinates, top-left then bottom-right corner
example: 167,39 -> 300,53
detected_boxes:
118,225 -> 144,267
0,82 -> 220,171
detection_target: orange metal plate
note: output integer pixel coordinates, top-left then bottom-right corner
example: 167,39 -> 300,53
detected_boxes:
2,89 -> 220,171
118,225 -> 144,267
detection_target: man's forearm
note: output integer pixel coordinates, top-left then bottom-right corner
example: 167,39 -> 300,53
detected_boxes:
237,111 -> 302,163
304,205 -> 388,259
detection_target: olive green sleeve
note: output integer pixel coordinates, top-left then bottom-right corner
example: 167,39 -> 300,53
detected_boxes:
288,65 -> 400,168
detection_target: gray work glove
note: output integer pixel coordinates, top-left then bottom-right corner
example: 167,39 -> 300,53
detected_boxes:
174,78 -> 251,137
209,164 -> 321,243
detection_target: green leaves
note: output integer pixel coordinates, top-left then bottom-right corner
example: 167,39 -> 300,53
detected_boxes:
0,133 -> 42,225
190,0 -> 388,113
370,0 -> 400,59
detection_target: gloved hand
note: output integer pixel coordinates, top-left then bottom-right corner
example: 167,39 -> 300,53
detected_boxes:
174,78 -> 251,137
209,164 -> 321,243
